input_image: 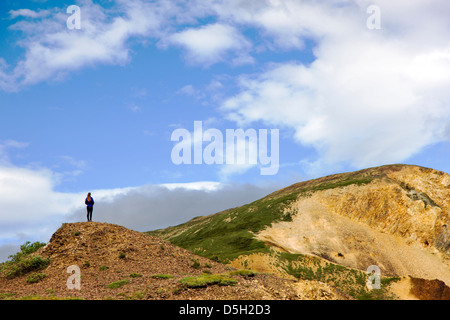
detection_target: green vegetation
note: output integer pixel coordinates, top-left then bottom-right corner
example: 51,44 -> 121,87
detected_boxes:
0,293 -> 17,300
19,295 -> 84,300
19,241 -> 47,255
1,291 -> 83,300
129,273 -> 143,278
151,191 -> 301,263
1,241 -> 50,279
302,177 -> 373,193
151,274 -> 173,279
191,258 -> 201,269
117,291 -> 144,300
26,272 -> 47,283
107,279 -> 130,289
179,273 -> 237,288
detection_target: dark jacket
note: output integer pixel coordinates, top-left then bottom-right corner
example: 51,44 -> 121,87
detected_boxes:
85,197 -> 94,207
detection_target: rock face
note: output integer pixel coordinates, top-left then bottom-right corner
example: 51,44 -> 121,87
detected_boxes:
257,165 -> 450,284
409,276 -> 450,300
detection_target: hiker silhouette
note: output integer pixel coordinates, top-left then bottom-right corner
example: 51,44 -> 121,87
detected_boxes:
85,192 -> 94,221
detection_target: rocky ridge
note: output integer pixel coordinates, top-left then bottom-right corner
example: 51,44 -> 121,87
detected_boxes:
0,222 -> 347,300
150,164 -> 450,299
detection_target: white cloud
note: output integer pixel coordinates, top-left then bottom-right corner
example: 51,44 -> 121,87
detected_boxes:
1,0 -> 170,91
0,139 -> 30,164
178,84 -> 196,96
0,166 -> 78,221
9,9 -> 51,19
166,23 -> 253,66
170,120 -> 272,179
0,143 -> 90,261
219,0 -> 450,169
0,164 -> 82,252
0,139 -> 29,153
161,181 -> 223,191
2,0 -> 262,91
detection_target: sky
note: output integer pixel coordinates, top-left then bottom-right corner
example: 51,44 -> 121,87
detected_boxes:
0,0 -> 450,262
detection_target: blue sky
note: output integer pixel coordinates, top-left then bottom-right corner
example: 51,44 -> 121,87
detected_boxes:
0,0 -> 450,261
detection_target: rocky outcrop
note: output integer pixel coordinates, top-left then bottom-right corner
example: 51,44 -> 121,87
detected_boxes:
256,165 -> 450,285
409,276 -> 450,300
0,222 -> 346,300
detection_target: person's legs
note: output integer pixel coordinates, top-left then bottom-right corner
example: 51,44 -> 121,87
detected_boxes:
87,207 -> 93,221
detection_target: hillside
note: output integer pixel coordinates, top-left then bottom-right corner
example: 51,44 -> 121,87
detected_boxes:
0,222 -> 348,300
149,164 -> 450,299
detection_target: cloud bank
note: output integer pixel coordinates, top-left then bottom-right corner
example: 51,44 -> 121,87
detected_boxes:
0,143 -> 278,262
217,0 -> 450,168
66,182 -> 278,233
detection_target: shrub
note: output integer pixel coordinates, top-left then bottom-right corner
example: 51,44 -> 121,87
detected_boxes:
191,258 -> 201,269
26,273 -> 47,284
5,241 -> 46,264
19,241 -> 46,256
2,255 -> 50,279
1,241 -> 49,279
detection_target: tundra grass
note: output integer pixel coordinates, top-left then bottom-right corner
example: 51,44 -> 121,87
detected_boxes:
179,273 -> 237,288
153,191 -> 300,263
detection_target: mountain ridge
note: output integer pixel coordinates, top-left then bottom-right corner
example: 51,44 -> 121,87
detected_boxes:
149,164 -> 450,299
0,222 -> 348,300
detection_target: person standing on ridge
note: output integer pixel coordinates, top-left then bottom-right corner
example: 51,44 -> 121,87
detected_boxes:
85,192 -> 94,222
